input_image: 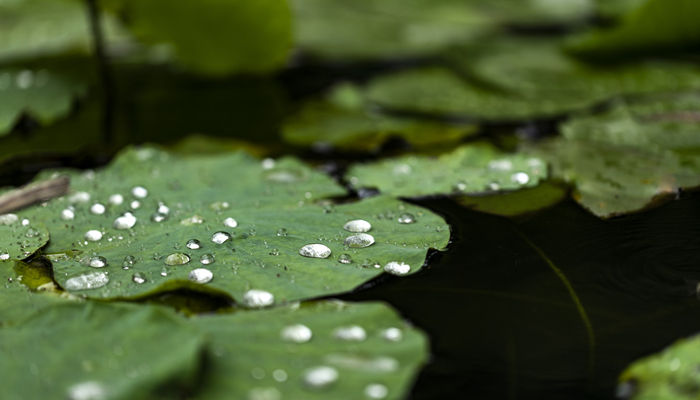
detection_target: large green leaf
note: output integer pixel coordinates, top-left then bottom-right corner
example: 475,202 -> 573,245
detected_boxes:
0,215 -> 49,261
192,300 -> 429,400
0,67 -> 88,135
282,82 -> 476,151
15,147 -> 449,303
347,144 -> 547,197
0,302 -> 205,400
110,0 -> 292,75
570,0 -> 700,59
618,333 -> 700,400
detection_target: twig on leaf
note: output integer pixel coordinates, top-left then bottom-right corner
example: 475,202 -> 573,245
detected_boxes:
0,176 -> 69,214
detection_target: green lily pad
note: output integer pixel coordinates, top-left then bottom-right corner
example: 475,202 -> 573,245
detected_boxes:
0,67 -> 88,135
0,216 -> 49,261
282,83 -> 476,151
456,181 -> 567,217
15,147 -> 449,303
570,0 -> 700,59
0,302 -> 205,400
192,300 -> 428,399
347,144 -> 547,197
110,0 -> 292,75
618,333 -> 700,400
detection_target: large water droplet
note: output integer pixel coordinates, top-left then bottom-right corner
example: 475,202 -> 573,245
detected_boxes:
131,186 -> 148,199
280,324 -> 313,343
380,327 -> 403,342
61,208 -> 75,220
338,254 -> 352,264
211,231 -> 231,244
0,213 -> 18,225
334,325 -> 367,341
90,203 -> 105,215
384,261 -> 410,276
343,219 -> 372,233
186,239 -> 201,250
113,212 -> 136,230
365,383 -> 388,399
243,289 -> 274,308
67,380 -> 105,400
344,233 -> 375,248
299,244 -> 331,258
303,366 -> 338,389
223,217 -> 238,228
397,213 -> 415,224
188,268 -> 213,284
87,256 -> 107,268
0,252 -> 11,261
164,253 -> 190,266
69,191 -> 91,204
132,273 -> 146,284
64,272 -> 109,290
200,253 -> 215,265
84,230 -> 103,242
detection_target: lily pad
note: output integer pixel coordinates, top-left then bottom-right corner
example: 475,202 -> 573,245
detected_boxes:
0,216 -> 49,261
618,333 -> 700,400
192,300 -> 429,399
456,181 -> 567,217
110,0 -> 292,75
282,83 -> 476,151
0,302 -> 205,400
347,144 -> 547,197
14,147 -> 449,303
0,67 -> 88,135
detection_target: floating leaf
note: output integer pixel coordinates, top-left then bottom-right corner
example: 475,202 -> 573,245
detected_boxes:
0,67 -> 88,135
110,0 -> 292,75
618,333 -> 700,400
347,144 -> 547,197
14,147 -> 449,303
0,216 -> 49,261
282,83 -> 476,151
192,300 -> 428,399
0,302 -> 205,399
456,181 -> 567,217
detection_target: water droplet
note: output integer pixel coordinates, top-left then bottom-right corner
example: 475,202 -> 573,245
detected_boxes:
0,213 -> 18,225
90,203 -> 105,215
365,383 -> 388,399
210,201 -> 230,212
129,200 -> 141,209
113,212 -> 136,229
0,252 -> 10,261
343,219 -> 371,233
276,228 -> 288,237
122,255 -> 136,270
299,244 -> 331,259
200,253 -> 215,265
188,268 -> 213,284
243,289 -> 274,308
67,380 -> 105,400
69,191 -> 91,204
487,182 -> 500,191
269,248 -> 280,256
453,181 -> 468,192
108,194 -> 123,205
87,256 -> 107,268
384,261 -> 410,276
223,217 -> 238,228
16,69 -> 34,89
334,325 -> 366,341
186,239 -> 201,250
261,158 -> 275,170
344,233 -> 375,248
272,369 -> 288,382
338,254 -> 352,264
132,273 -> 146,284
85,230 -> 103,242
21,218 -> 29,226
488,159 -> 513,171
397,213 -> 415,224
303,366 -> 338,389
160,268 -> 168,277
511,172 -> 530,185
248,387 -> 280,400
150,213 -> 167,223
156,202 -> 170,215
211,231 -> 231,244
64,272 -> 109,290
380,327 -> 402,342
25,228 -> 40,238
61,208 -> 75,220
181,215 -> 204,225
280,324 -> 313,343
164,253 -> 190,265
131,186 -> 148,199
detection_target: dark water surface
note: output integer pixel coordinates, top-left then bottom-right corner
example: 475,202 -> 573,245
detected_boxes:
343,193 -> 700,399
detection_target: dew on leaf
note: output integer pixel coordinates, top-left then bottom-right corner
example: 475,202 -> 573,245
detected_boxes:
113,212 -> 136,230
365,383 -> 389,399
343,219 -> 372,233
131,186 -> 148,198
200,253 -> 215,265
164,253 -> 190,266
181,215 -> 204,225
67,380 -> 105,400
69,191 -> 90,203
61,208 -> 75,220
211,231 -> 232,244
88,256 -> 107,268
108,194 -> 124,205
89,203 -> 105,215
511,172 -> 530,185
397,213 -> 415,224
280,324 -> 313,343
64,272 -> 109,290
344,233 -> 375,248
150,213 -> 167,223
0,213 -> 18,225
384,261 -> 410,276
242,289 -> 274,308
188,268 -> 213,284
84,230 -> 103,242
338,254 -> 352,264
21,218 -> 29,226
269,248 -> 280,256
276,228 -> 288,237
0,252 -> 10,261
186,239 -> 202,250
132,273 -> 146,284
156,202 -> 170,215
333,325 -> 367,341
129,200 -> 141,209
272,369 -> 288,382
299,244 -> 331,258
210,201 -> 230,212
380,327 -> 403,342
122,255 -> 136,270
303,366 -> 338,389
223,217 -> 238,228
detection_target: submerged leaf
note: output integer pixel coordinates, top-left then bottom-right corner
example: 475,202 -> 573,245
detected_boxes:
347,144 -> 547,197
14,147 -> 449,302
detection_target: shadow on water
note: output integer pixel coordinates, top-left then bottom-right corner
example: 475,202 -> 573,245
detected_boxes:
341,193 -> 700,400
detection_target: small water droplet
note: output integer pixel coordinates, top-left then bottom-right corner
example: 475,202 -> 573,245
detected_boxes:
181,215 -> 204,225
365,383 -> 388,399
338,254 -> 352,264
487,182 -> 500,191
200,253 -> 215,265
344,233 -> 375,248
130,200 -> 141,209
269,248 -> 280,256
281,324 -> 313,343
343,219 -> 372,233
90,203 -> 106,215
108,194 -> 124,205
334,325 -> 366,341
85,230 -> 103,242
67,380 -> 105,400
453,181 -> 467,192
276,228 -> 288,237
25,228 -> 40,238
150,213 -> 167,223
132,273 -> 146,284
113,212 -> 136,230
511,171 -> 530,185
223,217 -> 238,228
0,252 -> 10,261
188,268 -> 213,284
164,253 -> 190,266
87,256 -> 107,268
186,239 -> 201,250
160,268 -> 168,277
16,69 -> 34,89
211,231 -> 231,244
122,255 -> 136,270
21,218 -> 30,226
272,369 -> 288,382
303,366 -> 338,389
210,201 -> 230,212
261,158 -> 275,170
61,208 -> 75,220
384,261 -> 410,276
131,186 -> 148,199
380,327 -> 403,342
243,289 -> 274,308
156,202 -> 170,215
397,213 -> 415,224
299,244 -> 331,258
64,272 -> 109,290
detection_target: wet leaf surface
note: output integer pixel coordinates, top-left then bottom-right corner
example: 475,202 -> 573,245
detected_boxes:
0,218 -> 49,261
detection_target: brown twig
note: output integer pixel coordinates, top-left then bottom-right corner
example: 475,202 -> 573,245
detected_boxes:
0,176 -> 70,214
